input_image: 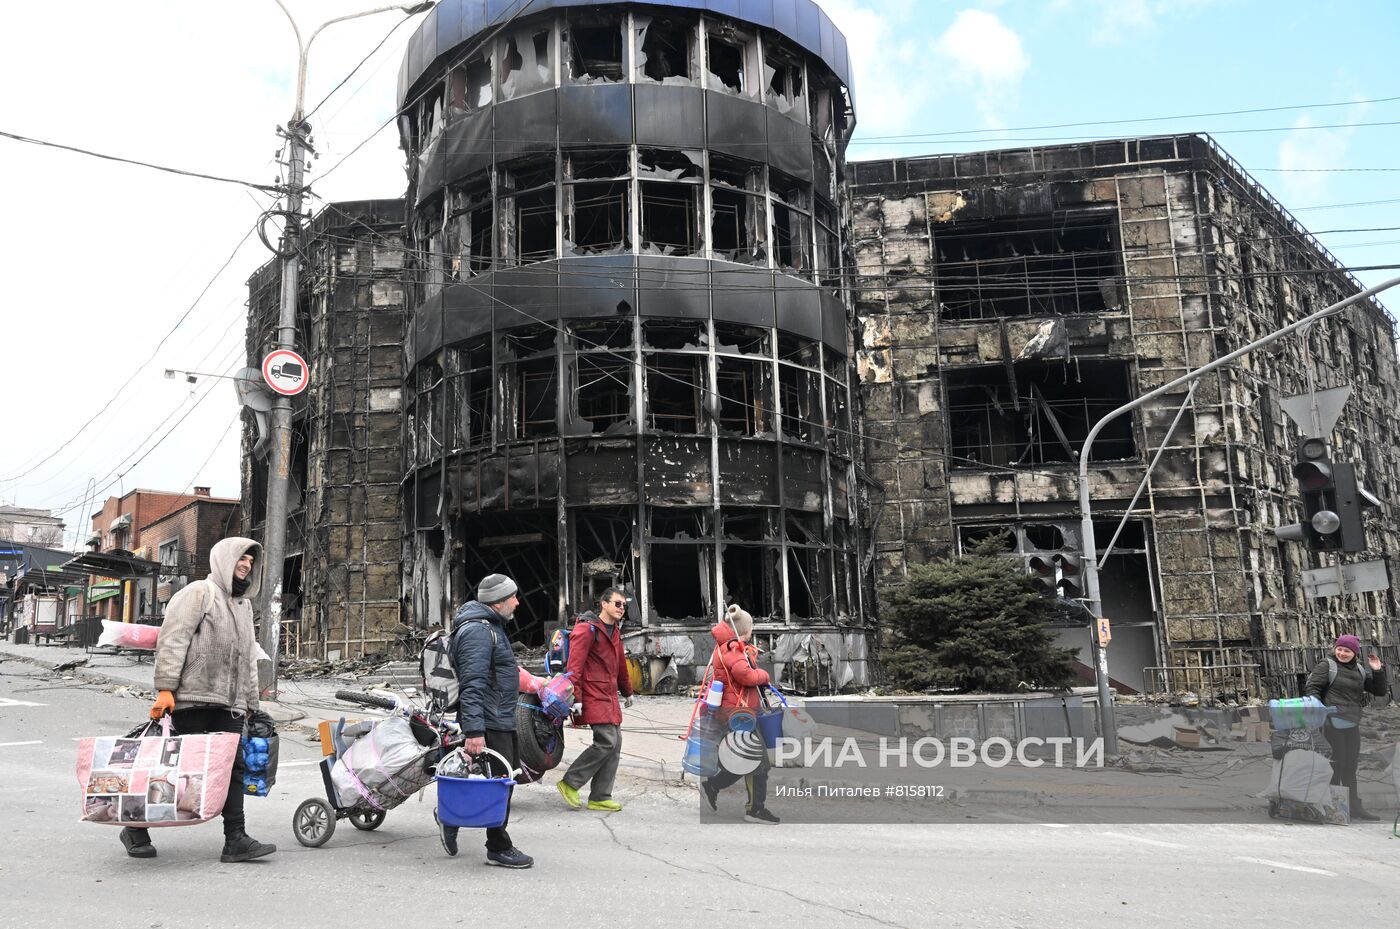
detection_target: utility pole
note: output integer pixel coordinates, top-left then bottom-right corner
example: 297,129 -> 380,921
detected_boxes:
258,1 -> 436,697
1076,275 -> 1400,755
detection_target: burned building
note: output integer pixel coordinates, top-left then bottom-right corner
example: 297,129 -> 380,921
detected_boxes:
849,135 -> 1400,694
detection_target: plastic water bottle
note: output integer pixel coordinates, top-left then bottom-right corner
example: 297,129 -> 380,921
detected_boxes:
682,681 -> 725,777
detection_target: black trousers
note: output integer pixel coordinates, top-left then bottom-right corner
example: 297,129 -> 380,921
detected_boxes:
128,707 -> 247,840
704,755 -> 770,813
441,730 -> 519,852
1323,719 -> 1361,788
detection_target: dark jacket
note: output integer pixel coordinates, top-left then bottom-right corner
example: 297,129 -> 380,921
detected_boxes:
566,611 -> 632,726
1305,655 -> 1388,724
708,622 -> 770,710
452,600 -> 519,737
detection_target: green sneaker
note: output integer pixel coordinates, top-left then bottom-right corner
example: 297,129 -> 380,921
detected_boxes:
587,799 -> 623,812
556,780 -> 582,810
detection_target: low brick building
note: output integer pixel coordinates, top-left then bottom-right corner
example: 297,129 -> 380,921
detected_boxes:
137,488 -> 241,612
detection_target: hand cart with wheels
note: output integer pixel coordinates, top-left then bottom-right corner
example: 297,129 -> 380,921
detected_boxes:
1263,697 -> 1344,823
292,689 -> 459,848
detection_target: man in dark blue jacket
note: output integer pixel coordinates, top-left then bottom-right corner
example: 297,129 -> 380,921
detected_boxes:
437,574 -> 533,868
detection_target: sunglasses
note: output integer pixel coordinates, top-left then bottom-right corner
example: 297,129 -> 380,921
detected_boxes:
608,600 -> 626,608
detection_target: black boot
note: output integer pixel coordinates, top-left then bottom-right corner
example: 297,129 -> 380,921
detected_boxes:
1349,787 -> 1380,822
120,827 -> 156,859
221,831 -> 277,862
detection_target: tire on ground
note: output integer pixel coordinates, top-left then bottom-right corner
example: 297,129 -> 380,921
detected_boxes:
515,692 -> 565,783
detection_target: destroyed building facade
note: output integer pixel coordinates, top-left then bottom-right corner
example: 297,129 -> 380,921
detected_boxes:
849,135 -> 1400,694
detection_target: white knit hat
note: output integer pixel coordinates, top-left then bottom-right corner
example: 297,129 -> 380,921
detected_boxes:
726,603 -> 754,637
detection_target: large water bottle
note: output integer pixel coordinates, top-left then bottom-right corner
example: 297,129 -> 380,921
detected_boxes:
682,681 -> 725,777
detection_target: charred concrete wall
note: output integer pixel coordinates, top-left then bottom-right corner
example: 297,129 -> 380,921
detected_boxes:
244,200 -> 407,660
849,135 -> 1400,695
395,0 -> 870,689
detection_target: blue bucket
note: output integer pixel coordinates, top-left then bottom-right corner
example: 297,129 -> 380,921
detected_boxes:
435,775 -> 513,828
757,685 -> 789,749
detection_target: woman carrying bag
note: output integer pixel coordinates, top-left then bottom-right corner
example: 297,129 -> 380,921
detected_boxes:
1304,634 -> 1388,821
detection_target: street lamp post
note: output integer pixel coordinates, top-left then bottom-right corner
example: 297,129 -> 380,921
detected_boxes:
1077,275 -> 1400,755
259,0 -> 435,696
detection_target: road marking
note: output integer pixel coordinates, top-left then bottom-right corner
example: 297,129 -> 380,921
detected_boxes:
1234,857 -> 1337,877
988,812 -> 1070,828
1101,831 -> 1190,850
279,760 -> 322,768
0,697 -> 48,708
0,740 -> 43,747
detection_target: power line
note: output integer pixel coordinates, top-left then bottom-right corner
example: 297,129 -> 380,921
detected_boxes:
1,221 -> 260,485
304,13 -> 416,121
0,129 -> 282,192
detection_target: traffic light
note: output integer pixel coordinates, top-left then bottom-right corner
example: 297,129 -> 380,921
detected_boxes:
1276,439 -> 1373,553
1028,550 -> 1082,599
1053,552 -> 1082,598
1028,553 -> 1058,596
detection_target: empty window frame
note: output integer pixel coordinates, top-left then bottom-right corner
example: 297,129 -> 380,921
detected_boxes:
709,155 -> 767,265
815,200 -> 840,288
635,14 -> 697,84
575,354 -> 632,432
722,543 -> 781,617
564,151 -> 629,255
778,365 -> 820,443
415,359 -> 445,464
419,84 -> 445,145
706,26 -> 755,96
935,212 -> 1121,320
639,150 -> 703,257
771,172 -> 813,275
504,329 -> 557,439
451,339 -> 493,449
763,44 -> 805,117
450,52 -> 493,112
417,199 -> 446,298
645,355 -> 703,433
716,357 -> 771,436
825,376 -> 851,456
573,318 -> 633,351
449,183 -> 492,279
502,160 -> 557,264
649,541 -> 710,619
945,361 -> 1136,467
499,26 -> 553,100
567,15 -> 625,83
777,332 -> 820,367
643,320 -> 705,351
714,322 -> 770,357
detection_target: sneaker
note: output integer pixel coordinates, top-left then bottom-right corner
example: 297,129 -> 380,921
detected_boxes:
701,781 -> 719,812
744,807 -> 781,825
556,780 -> 582,810
220,833 -> 277,863
485,846 -> 534,869
587,799 -> 623,812
120,827 -> 156,859
434,810 -> 459,856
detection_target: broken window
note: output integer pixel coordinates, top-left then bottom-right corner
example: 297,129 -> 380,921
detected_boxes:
639,150 -> 703,257
500,26 -> 552,99
714,323 -> 770,356
564,151 -> 629,255
417,199 -> 446,298
825,376 -> 851,456
722,543 -> 781,618
567,15 -> 625,83
416,358 -> 445,464
648,541 -> 710,619
651,508 -> 711,541
449,182 -> 492,278
643,320 -> 705,351
815,200 -> 840,288
946,361 -> 1136,467
957,524 -> 1016,555
777,333 -> 819,367
450,53 -> 493,112
771,172 -> 812,275
419,84 -> 444,144
635,14 -> 696,85
645,355 -> 703,433
575,354 -> 632,432
454,339 -> 493,448
778,364 -> 820,443
810,84 -> 833,141
502,159 -> 556,264
504,328 -> 558,439
709,155 -> 766,265
763,44 -> 805,117
936,212 -> 1121,320
706,26 -> 755,96
573,319 -> 632,351
717,358 -> 770,436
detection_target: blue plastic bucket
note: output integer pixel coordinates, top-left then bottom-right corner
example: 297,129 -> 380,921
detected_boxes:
435,775 -> 513,828
757,685 -> 789,749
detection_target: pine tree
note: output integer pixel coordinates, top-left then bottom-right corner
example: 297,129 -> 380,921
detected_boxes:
882,538 -> 1078,693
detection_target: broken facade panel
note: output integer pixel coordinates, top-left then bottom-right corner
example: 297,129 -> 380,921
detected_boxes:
393,0 -> 868,688
849,134 -> 1400,695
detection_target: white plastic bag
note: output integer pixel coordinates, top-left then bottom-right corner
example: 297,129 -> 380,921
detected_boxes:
329,716 -> 434,811
97,620 -> 160,650
1264,749 -> 1335,803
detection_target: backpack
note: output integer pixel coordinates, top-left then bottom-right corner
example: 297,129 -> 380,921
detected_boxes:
420,617 -> 498,712
1325,657 -> 1374,707
544,616 -> 601,675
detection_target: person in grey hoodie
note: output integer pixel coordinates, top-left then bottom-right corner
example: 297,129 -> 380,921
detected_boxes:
1305,633 -> 1388,821
120,537 -> 276,862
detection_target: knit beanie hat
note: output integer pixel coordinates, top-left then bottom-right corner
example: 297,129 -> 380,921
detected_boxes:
478,574 -> 518,604
1335,634 -> 1362,654
726,603 -> 754,638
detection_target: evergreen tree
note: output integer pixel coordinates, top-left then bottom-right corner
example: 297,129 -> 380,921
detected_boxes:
882,538 -> 1078,693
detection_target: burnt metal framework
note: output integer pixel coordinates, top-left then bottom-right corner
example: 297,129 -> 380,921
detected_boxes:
398,0 -> 867,684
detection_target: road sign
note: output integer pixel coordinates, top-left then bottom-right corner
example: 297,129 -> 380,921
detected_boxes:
1280,386 -> 1351,438
1096,617 -> 1112,647
262,349 -> 309,396
1300,559 -> 1390,599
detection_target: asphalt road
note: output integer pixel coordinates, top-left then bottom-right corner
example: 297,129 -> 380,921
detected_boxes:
2,655 -> 1397,929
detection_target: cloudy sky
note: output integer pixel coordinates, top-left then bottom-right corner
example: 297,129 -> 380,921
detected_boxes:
2,0 -> 1397,548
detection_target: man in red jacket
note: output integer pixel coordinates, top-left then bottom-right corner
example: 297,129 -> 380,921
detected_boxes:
556,587 -> 634,812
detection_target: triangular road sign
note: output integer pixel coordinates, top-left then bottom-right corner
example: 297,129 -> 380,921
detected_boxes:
1280,386 -> 1351,438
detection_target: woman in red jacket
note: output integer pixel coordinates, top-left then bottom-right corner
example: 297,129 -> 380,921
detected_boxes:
700,604 -> 780,824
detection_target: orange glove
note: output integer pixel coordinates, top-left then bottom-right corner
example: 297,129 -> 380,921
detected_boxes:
149,690 -> 176,719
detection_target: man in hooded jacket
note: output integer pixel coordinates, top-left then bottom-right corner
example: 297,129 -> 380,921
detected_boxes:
119,537 -> 276,862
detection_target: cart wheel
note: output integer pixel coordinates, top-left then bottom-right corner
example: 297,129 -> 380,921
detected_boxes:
1267,800 -> 1279,819
349,808 -> 386,831
293,798 -> 336,848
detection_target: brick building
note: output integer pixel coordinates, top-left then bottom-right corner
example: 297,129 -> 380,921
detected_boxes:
137,488 -> 241,612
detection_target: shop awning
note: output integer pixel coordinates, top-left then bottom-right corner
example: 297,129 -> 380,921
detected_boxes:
87,581 -> 122,603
